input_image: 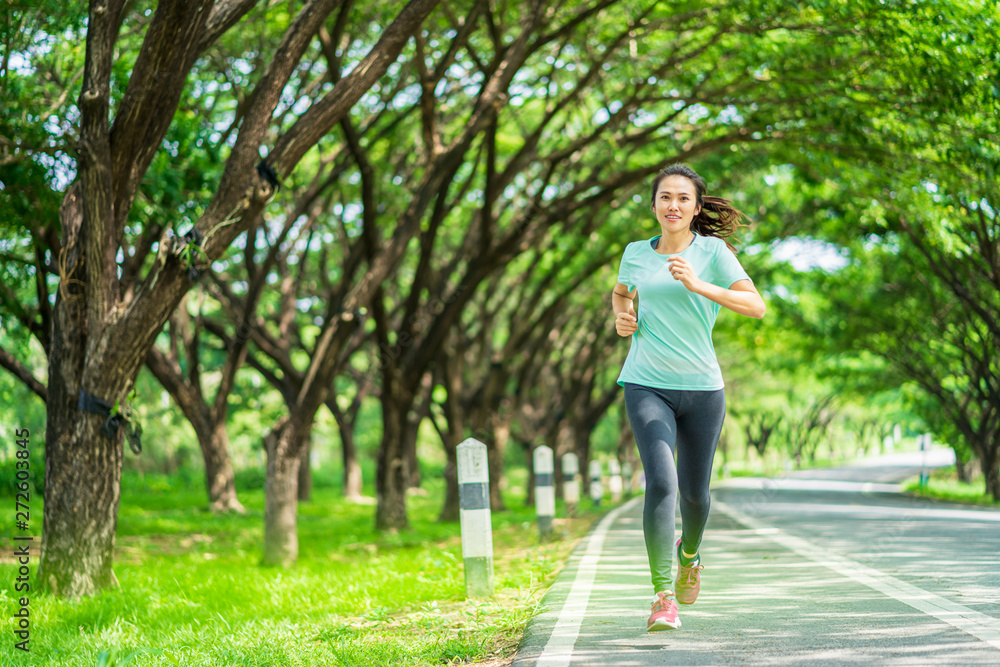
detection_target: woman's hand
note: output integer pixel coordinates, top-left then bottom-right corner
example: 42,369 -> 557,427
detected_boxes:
616,304 -> 638,337
667,255 -> 704,292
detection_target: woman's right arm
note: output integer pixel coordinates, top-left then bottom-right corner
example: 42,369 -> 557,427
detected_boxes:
612,282 -> 638,337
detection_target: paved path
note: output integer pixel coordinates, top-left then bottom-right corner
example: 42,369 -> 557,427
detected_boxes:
512,451 -> 1000,666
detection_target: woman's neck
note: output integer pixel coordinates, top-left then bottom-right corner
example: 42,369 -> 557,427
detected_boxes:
656,230 -> 695,255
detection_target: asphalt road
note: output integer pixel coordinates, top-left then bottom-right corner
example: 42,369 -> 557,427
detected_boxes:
512,450 -> 1000,666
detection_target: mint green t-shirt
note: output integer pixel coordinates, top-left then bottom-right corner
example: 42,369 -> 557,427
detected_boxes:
616,233 -> 750,391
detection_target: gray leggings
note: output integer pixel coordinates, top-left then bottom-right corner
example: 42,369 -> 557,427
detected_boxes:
624,383 -> 726,593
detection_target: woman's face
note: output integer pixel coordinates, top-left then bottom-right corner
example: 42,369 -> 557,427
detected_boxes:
652,175 -> 701,234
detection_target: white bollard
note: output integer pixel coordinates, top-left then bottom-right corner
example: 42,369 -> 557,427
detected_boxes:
622,461 -> 633,497
458,438 -> 493,597
608,459 -> 623,502
589,459 -> 603,507
534,446 -> 555,539
562,453 -> 580,515
919,433 -> 931,485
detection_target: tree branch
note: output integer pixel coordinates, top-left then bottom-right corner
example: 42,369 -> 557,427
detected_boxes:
0,344 -> 47,402
267,0 -> 441,175
198,0 -> 262,53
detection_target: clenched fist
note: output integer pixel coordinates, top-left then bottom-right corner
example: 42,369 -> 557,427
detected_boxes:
616,304 -> 638,337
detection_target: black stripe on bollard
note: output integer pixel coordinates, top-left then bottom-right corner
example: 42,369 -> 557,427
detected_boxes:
536,473 -> 554,487
460,482 -> 490,510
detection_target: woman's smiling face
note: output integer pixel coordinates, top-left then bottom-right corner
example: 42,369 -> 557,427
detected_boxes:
652,175 -> 701,233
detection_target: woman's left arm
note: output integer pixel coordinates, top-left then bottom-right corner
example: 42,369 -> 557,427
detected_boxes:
667,256 -> 766,319
694,279 -> 765,319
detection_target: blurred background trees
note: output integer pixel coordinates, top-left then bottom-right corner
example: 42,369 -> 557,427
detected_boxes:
1,0 -> 997,596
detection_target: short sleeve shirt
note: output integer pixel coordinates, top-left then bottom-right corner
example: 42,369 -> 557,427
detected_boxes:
616,233 -> 750,390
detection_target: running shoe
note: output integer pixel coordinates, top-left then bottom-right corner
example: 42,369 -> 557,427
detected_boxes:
674,537 -> 704,605
647,591 -> 681,631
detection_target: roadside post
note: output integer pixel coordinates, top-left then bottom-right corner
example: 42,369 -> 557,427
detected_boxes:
589,459 -> 603,507
919,433 -> 930,486
622,461 -> 633,497
562,452 -> 580,516
608,459 -> 623,502
534,445 -> 555,540
457,438 -> 493,597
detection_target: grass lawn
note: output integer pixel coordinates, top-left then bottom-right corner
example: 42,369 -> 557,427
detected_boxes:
901,465 -> 1000,507
1,470 -> 616,666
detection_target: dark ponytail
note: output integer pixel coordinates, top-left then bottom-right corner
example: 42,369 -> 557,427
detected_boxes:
649,164 -> 748,252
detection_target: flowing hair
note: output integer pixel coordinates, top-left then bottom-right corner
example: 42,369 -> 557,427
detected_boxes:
649,164 -> 748,252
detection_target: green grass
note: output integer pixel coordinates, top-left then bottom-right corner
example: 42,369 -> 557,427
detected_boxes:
1,469 -> 616,666
901,466 -> 1000,507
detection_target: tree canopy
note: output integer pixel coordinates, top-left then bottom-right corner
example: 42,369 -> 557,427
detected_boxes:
1,0 -> 998,596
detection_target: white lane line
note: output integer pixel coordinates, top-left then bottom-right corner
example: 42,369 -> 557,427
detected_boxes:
534,496 -> 642,667
716,501 -> 1000,651
715,478 -> 902,494
734,501 -> 1000,523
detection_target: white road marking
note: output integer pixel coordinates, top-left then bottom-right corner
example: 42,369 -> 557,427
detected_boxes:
716,478 -> 902,494
534,496 -> 643,667
729,499 -> 1000,523
716,500 -> 1000,651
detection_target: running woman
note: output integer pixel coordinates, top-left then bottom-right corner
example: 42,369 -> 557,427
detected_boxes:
612,164 -> 765,631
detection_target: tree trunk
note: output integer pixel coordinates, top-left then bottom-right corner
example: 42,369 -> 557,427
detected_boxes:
263,421 -> 302,566
202,420 -> 245,513
298,436 -> 312,502
554,452 -> 564,501
146,346 -> 245,513
524,442 -> 536,507
339,421 -> 363,499
981,445 -> 999,501
438,435 -> 460,522
955,449 -> 972,483
39,183 -> 124,596
405,411 -> 422,490
486,431 -> 507,512
39,409 -> 123,596
576,427 -> 593,497
376,398 -> 410,530
436,361 -> 462,522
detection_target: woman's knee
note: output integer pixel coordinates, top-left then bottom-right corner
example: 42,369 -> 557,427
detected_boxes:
679,491 -> 711,514
644,473 -> 676,501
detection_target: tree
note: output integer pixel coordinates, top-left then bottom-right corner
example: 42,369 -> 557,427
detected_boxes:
739,411 -> 783,458
5,0 -> 441,596
814,193 -> 1000,497
145,293 -> 246,513
6,0 -> 991,595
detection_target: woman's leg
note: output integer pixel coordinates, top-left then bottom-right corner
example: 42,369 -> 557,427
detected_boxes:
675,389 -> 726,557
623,383 -> 681,593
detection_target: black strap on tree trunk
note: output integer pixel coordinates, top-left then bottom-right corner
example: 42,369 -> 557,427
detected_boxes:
256,161 -> 280,190
182,226 -> 204,281
77,389 -> 143,454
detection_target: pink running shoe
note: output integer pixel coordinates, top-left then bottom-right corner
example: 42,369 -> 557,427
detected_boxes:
647,591 -> 681,631
674,537 -> 704,605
